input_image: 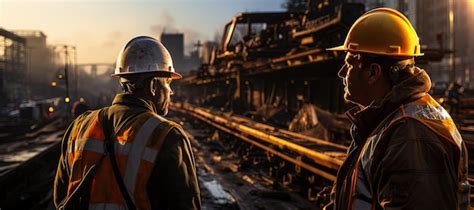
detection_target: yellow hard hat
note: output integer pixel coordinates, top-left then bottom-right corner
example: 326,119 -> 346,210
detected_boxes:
327,7 -> 423,57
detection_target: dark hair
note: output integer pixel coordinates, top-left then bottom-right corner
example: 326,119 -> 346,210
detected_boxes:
359,54 -> 415,85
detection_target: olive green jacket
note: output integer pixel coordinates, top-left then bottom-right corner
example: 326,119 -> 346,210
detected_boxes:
326,68 -> 469,210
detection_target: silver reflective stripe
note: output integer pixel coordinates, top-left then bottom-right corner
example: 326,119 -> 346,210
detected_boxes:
353,198 -> 372,210
115,142 -> 132,155
142,147 -> 158,163
123,117 -> 161,196
404,103 -> 463,149
74,139 -> 134,155
89,203 -> 126,210
82,139 -> 104,153
404,104 -> 450,121
73,138 -> 104,154
451,128 -> 463,149
355,163 -> 372,205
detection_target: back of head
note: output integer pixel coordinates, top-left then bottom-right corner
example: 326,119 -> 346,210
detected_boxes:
113,36 -> 182,94
360,54 -> 416,86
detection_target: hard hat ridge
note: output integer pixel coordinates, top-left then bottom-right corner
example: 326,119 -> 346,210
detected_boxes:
327,7 -> 423,57
112,36 -> 182,79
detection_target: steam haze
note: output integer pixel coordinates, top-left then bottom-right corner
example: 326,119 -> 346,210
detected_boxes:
0,0 -> 285,64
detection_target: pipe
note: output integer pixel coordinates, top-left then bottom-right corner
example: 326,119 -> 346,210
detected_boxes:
172,106 -> 337,181
176,103 -> 343,170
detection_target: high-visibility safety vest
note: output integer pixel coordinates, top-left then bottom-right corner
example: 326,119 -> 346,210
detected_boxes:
66,109 -> 180,210
349,94 -> 469,210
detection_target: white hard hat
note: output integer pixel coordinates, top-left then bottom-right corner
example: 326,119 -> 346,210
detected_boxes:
112,36 -> 182,79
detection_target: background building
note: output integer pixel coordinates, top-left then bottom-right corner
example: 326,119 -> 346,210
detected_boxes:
160,32 -> 201,75
160,33 -> 185,73
12,30 -> 57,100
0,28 -> 27,107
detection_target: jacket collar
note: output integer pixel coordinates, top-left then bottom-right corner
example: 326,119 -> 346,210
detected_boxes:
112,93 -> 158,113
346,67 -> 431,144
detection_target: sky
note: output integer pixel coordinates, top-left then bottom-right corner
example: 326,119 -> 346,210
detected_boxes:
0,0 -> 286,64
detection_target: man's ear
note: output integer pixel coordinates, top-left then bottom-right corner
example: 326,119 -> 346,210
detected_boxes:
367,63 -> 382,85
149,78 -> 157,96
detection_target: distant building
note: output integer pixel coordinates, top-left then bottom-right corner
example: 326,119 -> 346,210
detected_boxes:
160,33 -> 185,73
12,30 -> 57,99
0,28 -> 27,106
414,0 -> 473,86
349,0 -> 416,35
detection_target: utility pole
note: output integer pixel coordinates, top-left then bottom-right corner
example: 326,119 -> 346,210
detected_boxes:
449,0 -> 456,82
73,46 -> 78,100
64,45 -> 70,102
54,44 -> 75,107
195,40 -> 202,58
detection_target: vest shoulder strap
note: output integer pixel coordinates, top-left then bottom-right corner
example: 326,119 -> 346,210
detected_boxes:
145,114 -> 181,157
386,95 -> 462,150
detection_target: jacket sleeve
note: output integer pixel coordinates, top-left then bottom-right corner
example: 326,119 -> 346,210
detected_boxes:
53,122 -> 75,208
148,127 -> 201,210
372,119 -> 459,210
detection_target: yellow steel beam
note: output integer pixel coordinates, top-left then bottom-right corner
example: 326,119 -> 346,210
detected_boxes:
179,103 -> 343,170
229,115 -> 349,150
171,105 -> 337,181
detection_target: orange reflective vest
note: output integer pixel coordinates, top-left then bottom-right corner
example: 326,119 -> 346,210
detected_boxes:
66,109 -> 180,210
348,94 -> 469,210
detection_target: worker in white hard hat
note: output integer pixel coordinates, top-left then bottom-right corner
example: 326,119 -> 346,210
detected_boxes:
322,8 -> 469,210
54,36 -> 201,210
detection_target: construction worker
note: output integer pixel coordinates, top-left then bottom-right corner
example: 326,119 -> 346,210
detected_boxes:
54,36 -> 201,210
323,8 -> 470,210
445,82 -> 464,116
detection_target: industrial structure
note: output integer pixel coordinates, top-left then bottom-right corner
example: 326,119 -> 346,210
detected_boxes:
161,33 -> 185,71
0,28 -> 27,107
173,0 -> 474,206
12,30 -> 57,100
1,0 -> 474,209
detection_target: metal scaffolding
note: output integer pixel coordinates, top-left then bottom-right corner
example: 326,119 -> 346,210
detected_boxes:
0,28 -> 27,106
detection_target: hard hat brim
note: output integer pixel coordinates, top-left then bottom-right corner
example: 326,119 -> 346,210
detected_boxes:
326,46 -> 424,57
112,70 -> 182,79
326,45 -> 347,51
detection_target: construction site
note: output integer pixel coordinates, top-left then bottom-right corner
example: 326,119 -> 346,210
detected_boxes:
1,0 -> 474,209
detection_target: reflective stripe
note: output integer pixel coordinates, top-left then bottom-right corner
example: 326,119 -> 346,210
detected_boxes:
72,138 -> 104,154
89,203 -> 126,210
123,117 -> 161,196
142,148 -> 158,163
353,95 -> 463,209
74,139 -> 130,155
82,138 -> 104,154
115,142 -> 132,155
403,102 -> 463,149
403,104 -> 450,121
353,198 -> 372,210
72,129 -> 159,162
451,128 -> 463,149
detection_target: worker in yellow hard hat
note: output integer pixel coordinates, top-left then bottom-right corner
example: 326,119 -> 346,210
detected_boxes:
321,7 -> 470,210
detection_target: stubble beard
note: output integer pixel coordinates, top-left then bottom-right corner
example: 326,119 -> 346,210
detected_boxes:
157,98 -> 170,116
343,87 -> 357,105
343,86 -> 351,102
